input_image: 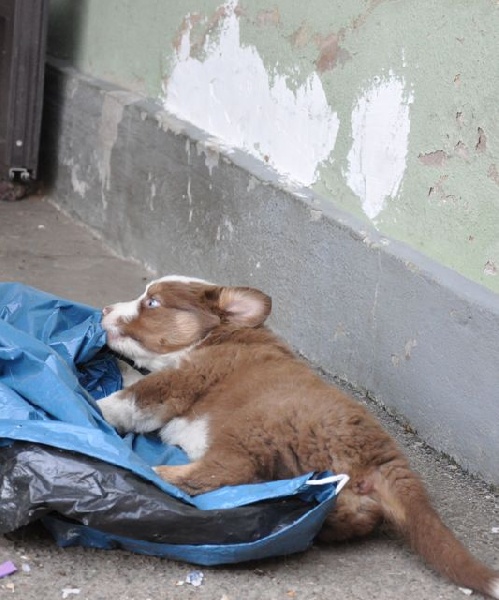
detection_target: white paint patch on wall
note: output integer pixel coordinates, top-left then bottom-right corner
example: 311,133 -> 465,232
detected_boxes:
70,162 -> 88,198
98,90 -> 142,207
161,1 -> 339,186
346,72 -> 413,220
61,155 -> 88,198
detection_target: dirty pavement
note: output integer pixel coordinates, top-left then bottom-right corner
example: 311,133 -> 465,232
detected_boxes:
0,197 -> 498,599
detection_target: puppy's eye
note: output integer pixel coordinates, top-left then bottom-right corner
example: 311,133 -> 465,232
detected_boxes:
145,298 -> 161,309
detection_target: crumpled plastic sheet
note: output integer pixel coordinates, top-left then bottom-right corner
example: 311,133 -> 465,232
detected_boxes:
0,283 -> 342,565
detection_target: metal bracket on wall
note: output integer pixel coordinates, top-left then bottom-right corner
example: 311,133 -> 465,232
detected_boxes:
9,168 -> 31,183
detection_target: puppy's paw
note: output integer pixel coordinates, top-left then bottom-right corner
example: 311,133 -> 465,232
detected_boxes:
97,390 -> 133,432
98,390 -> 164,434
152,463 -> 216,495
153,464 -> 193,488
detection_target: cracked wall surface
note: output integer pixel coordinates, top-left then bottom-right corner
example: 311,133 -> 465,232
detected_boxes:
47,0 -> 499,294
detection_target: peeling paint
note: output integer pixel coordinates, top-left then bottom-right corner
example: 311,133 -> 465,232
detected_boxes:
187,177 -> 193,223
60,154 -> 88,199
404,338 -> 417,359
487,164 -> 499,186
476,127 -> 487,153
428,174 -> 449,199
346,71 -> 413,220
454,141 -> 469,161
196,141 -> 221,175
288,24 -> 310,49
391,338 -> 417,367
64,78 -> 79,99
68,160 -> 88,198
148,182 -> 157,211
154,110 -> 185,135
351,0 -> 386,30
216,216 -> 235,242
484,260 -> 497,276
314,33 -> 350,72
161,0 -> 339,186
247,176 -> 259,192
98,91 -> 141,206
46,0 -> 499,295
255,7 -> 280,26
418,150 -> 448,168
427,174 -> 461,206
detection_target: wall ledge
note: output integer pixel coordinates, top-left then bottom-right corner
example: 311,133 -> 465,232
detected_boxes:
42,59 -> 499,485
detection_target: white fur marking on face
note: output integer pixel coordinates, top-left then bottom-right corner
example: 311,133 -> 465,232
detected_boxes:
105,334 -> 155,365
488,578 -> 499,599
147,275 -> 213,289
98,391 -> 163,433
160,416 -> 209,461
101,295 -> 144,340
107,297 -> 143,321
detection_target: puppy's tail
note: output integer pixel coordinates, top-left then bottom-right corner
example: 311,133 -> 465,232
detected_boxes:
373,460 -> 499,598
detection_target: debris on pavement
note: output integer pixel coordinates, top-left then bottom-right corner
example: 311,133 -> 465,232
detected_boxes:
61,588 -> 81,599
0,561 -> 17,578
176,570 -> 205,587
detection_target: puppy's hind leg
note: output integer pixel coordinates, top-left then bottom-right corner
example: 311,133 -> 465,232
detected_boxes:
317,487 -> 383,543
154,452 -> 259,496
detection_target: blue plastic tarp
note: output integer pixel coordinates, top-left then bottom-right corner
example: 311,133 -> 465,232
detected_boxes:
0,282 -> 342,564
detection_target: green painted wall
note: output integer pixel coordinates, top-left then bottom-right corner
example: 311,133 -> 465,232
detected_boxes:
47,0 -> 499,293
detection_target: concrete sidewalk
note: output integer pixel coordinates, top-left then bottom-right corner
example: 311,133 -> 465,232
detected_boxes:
0,196 -> 498,600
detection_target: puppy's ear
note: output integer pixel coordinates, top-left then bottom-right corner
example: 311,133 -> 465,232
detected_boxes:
207,286 -> 271,327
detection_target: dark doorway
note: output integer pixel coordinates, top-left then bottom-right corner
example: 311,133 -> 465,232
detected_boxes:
0,0 -> 49,189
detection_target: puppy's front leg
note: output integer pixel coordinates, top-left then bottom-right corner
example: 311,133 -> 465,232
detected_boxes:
97,388 -> 163,434
97,370 -> 194,434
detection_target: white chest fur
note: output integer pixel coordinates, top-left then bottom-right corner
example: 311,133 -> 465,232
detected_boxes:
160,416 -> 210,461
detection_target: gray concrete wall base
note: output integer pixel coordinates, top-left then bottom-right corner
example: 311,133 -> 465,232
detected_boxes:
42,60 -> 499,485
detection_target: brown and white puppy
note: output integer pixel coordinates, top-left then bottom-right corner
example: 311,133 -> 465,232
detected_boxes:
98,275 -> 499,598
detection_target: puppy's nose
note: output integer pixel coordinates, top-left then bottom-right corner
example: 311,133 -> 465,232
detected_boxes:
102,305 -> 113,316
